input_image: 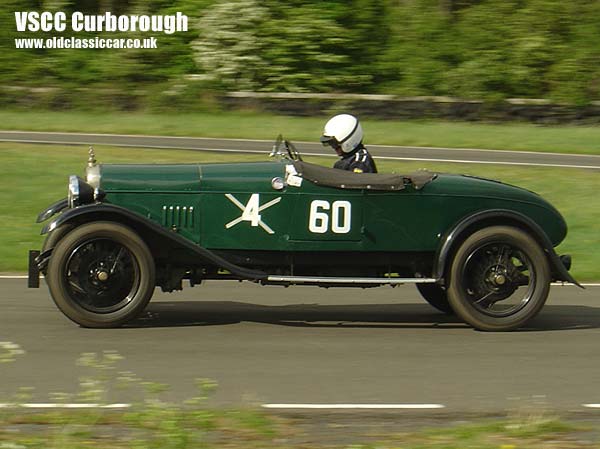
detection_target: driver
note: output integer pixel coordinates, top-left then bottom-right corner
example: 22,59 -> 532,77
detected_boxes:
320,114 -> 377,173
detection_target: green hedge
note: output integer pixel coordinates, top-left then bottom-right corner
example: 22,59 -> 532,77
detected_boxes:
3,0 -> 600,107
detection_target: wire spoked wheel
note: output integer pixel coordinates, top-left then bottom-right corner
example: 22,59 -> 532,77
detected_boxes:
462,243 -> 534,317
47,222 -> 155,328
447,226 -> 550,331
65,238 -> 140,314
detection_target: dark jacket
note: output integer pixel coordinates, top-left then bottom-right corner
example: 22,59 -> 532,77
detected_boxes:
333,144 -> 378,173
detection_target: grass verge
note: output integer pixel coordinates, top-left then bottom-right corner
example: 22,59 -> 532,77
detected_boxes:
0,345 -> 597,448
1,142 -> 597,279
1,410 -> 594,449
2,110 -> 600,154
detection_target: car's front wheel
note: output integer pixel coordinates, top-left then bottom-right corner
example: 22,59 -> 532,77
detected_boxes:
46,222 -> 155,328
447,226 -> 550,331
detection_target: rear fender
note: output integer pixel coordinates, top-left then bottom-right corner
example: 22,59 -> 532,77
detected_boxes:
433,209 -> 582,288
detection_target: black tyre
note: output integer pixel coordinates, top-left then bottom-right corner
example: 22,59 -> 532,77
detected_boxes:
416,283 -> 454,314
46,222 -> 155,328
447,226 -> 550,331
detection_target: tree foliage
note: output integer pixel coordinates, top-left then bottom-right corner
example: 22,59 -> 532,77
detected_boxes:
3,0 -> 600,106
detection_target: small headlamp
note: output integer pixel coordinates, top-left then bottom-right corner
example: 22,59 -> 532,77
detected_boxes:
67,175 -> 95,208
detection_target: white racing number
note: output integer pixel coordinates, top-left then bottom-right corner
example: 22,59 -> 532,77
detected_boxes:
308,200 -> 351,234
241,193 -> 261,226
225,193 -> 281,234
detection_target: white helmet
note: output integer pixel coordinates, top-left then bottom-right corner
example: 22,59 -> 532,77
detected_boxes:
320,114 -> 363,154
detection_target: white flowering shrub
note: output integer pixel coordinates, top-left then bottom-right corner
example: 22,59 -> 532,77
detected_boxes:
193,0 -> 268,90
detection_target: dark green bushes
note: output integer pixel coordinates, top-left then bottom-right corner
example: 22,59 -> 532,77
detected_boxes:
3,0 -> 600,107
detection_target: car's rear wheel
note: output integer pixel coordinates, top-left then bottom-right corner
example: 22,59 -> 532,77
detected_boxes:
416,283 -> 454,314
447,226 -> 550,331
46,222 -> 155,328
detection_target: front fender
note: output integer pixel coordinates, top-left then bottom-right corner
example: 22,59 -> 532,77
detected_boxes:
433,209 -> 582,288
37,198 -> 68,223
42,203 -> 267,281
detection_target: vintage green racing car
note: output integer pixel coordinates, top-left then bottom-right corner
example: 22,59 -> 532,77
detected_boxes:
29,138 -> 580,331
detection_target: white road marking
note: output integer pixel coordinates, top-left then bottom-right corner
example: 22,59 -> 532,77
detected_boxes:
372,143 -> 600,159
0,403 -> 131,409
0,138 -> 273,155
552,283 -> 600,287
3,131 -> 600,160
262,403 -> 445,409
1,136 -> 599,169
0,130 -> 276,143
583,404 -> 600,408
373,155 -> 600,170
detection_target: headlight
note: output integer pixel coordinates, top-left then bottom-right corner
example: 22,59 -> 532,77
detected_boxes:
67,175 -> 94,208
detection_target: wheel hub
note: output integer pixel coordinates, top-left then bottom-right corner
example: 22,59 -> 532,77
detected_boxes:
486,265 -> 509,287
66,239 -> 139,313
470,253 -> 519,305
493,273 -> 506,285
89,261 -> 112,286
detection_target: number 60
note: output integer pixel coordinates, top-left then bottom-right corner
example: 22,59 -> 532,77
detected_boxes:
308,200 -> 351,234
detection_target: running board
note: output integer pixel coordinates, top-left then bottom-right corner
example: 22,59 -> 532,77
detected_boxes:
264,276 -> 437,286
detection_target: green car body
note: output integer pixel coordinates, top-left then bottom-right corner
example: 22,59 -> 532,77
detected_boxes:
98,160 -> 567,252
30,143 -> 578,331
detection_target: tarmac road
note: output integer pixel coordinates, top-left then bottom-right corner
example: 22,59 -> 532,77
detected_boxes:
1,278 -> 599,414
1,131 -> 600,169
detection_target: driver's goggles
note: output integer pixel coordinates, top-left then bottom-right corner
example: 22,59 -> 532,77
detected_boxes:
320,135 -> 341,149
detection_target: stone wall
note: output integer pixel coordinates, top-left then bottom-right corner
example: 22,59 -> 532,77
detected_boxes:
223,92 -> 600,124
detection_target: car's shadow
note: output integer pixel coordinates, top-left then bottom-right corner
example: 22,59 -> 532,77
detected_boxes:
126,301 -> 600,331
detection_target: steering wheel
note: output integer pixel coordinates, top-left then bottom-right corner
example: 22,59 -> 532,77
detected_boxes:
271,135 -> 303,161
284,140 -> 303,162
